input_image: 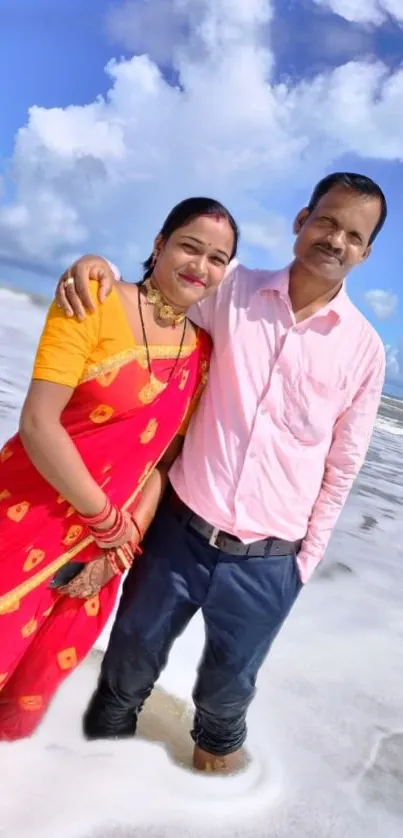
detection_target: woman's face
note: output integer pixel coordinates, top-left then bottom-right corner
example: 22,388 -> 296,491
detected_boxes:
152,214 -> 235,310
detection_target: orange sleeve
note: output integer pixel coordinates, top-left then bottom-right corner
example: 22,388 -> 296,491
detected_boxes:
32,285 -> 101,388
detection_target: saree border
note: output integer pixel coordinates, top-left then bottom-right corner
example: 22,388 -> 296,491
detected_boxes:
80,342 -> 197,384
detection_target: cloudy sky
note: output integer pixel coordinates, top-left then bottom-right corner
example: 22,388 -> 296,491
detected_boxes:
0,0 -> 402,390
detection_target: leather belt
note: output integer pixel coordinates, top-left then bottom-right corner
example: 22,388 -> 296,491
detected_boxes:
169,491 -> 301,558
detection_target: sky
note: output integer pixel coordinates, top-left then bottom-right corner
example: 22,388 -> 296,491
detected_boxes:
0,0 -> 402,392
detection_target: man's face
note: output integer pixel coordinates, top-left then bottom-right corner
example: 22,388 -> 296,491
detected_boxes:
293,185 -> 382,284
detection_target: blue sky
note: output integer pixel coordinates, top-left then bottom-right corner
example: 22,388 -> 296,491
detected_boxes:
0,0 -> 402,391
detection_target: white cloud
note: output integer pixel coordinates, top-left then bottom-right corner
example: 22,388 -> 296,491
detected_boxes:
312,0 -> 403,26
105,0 -> 192,64
105,0 -> 272,63
0,0 -> 402,278
365,289 -> 399,319
241,216 -> 293,263
385,341 -> 403,382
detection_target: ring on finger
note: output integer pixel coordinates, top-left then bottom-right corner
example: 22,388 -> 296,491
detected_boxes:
63,276 -> 75,289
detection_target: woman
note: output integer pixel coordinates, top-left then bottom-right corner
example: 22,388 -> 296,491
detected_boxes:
0,197 -> 238,740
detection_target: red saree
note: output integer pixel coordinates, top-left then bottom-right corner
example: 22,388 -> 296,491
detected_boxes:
0,329 -> 210,740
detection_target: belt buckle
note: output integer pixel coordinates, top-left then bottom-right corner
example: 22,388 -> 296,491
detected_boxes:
209,527 -> 220,548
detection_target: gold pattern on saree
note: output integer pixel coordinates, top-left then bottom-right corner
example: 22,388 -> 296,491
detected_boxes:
0,445 -> 13,463
63,525 -> 84,547
80,343 -> 197,384
21,618 -> 38,638
138,375 -> 167,404
138,461 -> 153,487
0,599 -> 20,614
0,489 -> 11,502
57,647 -> 78,671
178,369 -> 190,391
96,369 -> 119,388
140,418 -> 158,444
19,695 -> 43,711
200,358 -> 209,383
23,549 -> 46,573
89,404 -> 115,424
84,595 -> 100,617
7,501 -> 30,523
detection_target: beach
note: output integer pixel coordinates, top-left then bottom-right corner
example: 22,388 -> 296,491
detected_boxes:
0,286 -> 402,838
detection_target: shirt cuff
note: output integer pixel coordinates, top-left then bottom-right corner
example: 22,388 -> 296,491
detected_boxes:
296,549 -> 323,584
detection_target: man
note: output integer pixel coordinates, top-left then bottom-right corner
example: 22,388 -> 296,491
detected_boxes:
56,173 -> 386,773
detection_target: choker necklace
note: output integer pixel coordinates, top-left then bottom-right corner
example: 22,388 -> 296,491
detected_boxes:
143,278 -> 186,327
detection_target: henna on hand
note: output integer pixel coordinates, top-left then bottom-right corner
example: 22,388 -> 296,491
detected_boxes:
59,556 -> 115,599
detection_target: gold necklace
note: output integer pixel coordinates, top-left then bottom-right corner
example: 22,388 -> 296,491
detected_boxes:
144,278 -> 186,326
137,286 -> 187,404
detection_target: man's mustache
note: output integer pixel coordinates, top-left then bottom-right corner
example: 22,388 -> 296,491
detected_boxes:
313,243 -> 342,262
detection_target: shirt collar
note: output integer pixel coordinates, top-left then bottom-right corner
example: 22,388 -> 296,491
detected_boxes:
258,265 -> 350,323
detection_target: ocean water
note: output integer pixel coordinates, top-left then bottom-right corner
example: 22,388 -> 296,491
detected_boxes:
0,286 -> 402,838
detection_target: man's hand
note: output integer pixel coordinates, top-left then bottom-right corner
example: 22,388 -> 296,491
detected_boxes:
56,255 -> 117,320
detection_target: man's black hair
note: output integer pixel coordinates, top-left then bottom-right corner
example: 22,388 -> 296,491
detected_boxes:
307,172 -> 387,245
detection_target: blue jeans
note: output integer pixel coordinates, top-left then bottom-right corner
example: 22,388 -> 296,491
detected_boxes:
83,494 -> 302,755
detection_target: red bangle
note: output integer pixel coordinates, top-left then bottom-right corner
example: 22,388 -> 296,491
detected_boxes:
116,544 -> 134,569
106,551 -> 123,576
79,497 -> 112,527
92,509 -> 123,540
92,510 -> 133,548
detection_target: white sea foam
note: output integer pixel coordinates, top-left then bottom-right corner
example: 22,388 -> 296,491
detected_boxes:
1,286 -> 402,838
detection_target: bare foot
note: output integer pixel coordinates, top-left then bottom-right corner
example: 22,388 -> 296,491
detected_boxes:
193,745 -> 245,774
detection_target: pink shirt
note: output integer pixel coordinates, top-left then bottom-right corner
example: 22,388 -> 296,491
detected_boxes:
169,265 -> 385,583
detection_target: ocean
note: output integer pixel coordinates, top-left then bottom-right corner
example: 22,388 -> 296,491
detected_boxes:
0,286 -> 402,838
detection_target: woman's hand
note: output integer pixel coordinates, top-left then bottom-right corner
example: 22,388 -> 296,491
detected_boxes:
59,555 -> 116,599
59,514 -> 142,599
91,509 -> 138,550
56,255 -> 118,320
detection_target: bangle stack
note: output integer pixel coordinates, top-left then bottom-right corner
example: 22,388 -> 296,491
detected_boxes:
78,498 -> 144,576
78,497 -> 113,528
91,509 -> 131,549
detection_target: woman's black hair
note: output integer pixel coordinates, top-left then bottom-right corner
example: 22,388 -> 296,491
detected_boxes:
142,197 -> 239,280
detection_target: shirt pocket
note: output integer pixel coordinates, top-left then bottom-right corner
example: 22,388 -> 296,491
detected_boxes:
282,373 -> 347,446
